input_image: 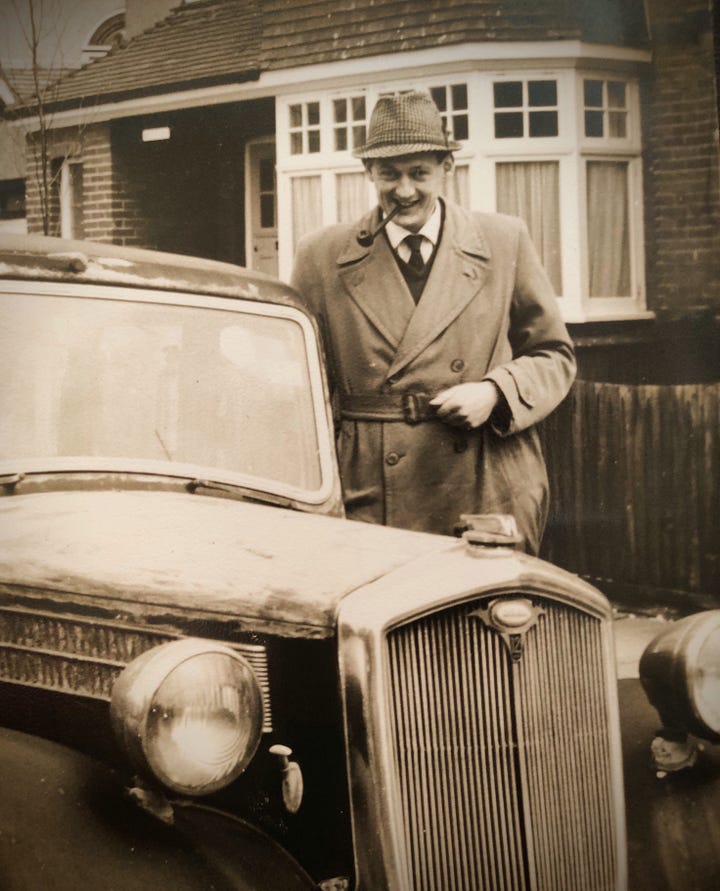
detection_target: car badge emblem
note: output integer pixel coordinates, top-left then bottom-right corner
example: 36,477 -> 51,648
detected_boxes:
469,597 -> 545,662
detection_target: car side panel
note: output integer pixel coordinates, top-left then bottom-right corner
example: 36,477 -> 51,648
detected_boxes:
0,727 -> 317,891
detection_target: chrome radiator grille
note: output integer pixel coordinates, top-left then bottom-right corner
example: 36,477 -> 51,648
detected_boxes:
387,597 -> 618,891
0,605 -> 272,732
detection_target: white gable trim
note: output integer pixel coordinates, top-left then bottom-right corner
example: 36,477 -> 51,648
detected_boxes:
263,40 -> 652,95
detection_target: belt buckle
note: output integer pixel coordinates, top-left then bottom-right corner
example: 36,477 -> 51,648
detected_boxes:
402,392 -> 427,425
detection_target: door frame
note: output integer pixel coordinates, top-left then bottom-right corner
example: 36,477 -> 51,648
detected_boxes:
244,137 -> 278,277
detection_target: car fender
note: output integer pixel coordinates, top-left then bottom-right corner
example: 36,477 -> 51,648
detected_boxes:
0,727 -> 317,891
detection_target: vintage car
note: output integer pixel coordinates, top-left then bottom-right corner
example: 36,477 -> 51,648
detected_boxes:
0,233 -> 717,891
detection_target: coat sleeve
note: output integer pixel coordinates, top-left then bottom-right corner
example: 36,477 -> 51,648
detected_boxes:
482,218 -> 576,435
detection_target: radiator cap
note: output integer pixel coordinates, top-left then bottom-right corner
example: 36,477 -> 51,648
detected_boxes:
459,513 -> 523,548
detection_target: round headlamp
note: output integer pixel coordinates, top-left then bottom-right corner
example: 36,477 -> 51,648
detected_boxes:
639,610 -> 720,741
110,638 -> 263,796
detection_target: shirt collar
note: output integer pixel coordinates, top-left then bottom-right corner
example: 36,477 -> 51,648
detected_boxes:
384,200 -> 443,250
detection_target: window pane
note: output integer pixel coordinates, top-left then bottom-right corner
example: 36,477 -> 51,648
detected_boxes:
260,194 -> 275,229
495,112 -> 524,138
529,110 -> 558,137
452,83 -> 468,109
442,164 -> 470,208
587,161 -> 630,297
585,110 -> 604,137
308,130 -> 320,153
333,99 -> 347,123
69,164 -> 84,240
352,96 -> 366,120
352,125 -> 366,148
0,294 -> 322,491
584,80 -> 603,107
430,86 -> 447,111
289,104 -> 302,127
335,129 -> 348,151
291,176 -> 323,249
607,81 -> 626,108
336,171 -> 368,222
307,102 -> 320,126
290,132 -> 303,155
453,114 -> 469,141
259,158 -> 274,192
609,111 -> 627,138
496,161 -> 562,294
494,81 -> 523,108
0,182 -> 25,219
528,80 -> 557,107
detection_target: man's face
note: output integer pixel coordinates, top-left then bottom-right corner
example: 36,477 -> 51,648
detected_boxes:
366,153 -> 451,233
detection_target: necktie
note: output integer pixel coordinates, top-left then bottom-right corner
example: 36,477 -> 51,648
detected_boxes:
404,234 -> 425,275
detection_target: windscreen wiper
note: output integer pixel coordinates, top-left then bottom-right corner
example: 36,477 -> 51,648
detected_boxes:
187,478 -> 293,508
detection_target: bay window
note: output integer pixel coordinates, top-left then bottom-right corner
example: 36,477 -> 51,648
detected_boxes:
277,64 -> 646,322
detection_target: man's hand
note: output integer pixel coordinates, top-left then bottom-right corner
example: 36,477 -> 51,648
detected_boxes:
430,381 -> 499,429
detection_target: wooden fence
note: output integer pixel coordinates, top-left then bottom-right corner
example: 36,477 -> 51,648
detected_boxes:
539,380 -> 720,610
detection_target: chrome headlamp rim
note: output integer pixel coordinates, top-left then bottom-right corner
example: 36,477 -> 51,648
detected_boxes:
110,637 -> 264,796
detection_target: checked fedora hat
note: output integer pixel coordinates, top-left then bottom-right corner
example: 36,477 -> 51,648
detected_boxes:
353,90 -> 461,159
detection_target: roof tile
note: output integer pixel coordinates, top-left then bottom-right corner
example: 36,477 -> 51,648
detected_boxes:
19,0 -> 261,111
14,0 -> 648,114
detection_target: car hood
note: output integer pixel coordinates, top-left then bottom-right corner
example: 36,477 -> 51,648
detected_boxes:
0,490 -> 458,636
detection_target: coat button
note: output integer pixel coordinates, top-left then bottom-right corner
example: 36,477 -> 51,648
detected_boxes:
386,452 -> 400,466
450,358 -> 465,373
454,439 -> 468,453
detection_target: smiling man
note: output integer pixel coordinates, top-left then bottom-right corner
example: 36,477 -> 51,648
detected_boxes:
291,90 -> 576,554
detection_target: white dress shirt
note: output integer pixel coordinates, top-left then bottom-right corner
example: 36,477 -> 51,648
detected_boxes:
385,202 -> 442,265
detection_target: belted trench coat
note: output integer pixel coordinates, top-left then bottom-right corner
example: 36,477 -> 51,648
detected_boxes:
291,201 -> 576,554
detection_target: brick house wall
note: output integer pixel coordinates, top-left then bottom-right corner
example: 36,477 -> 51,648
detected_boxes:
643,0 -> 720,316
24,122 -> 148,245
81,124 -> 120,243
25,123 -> 112,241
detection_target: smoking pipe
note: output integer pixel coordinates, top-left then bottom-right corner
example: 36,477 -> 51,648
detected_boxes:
356,203 -> 404,247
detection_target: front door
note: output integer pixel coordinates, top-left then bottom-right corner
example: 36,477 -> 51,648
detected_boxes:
246,140 -> 278,278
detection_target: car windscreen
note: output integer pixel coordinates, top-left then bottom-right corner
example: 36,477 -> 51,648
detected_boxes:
0,287 -> 328,500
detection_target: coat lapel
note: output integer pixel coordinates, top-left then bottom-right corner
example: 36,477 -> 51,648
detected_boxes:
386,203 -> 492,379
336,210 -> 415,349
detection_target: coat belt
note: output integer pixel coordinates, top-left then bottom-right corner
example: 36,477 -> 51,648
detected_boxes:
339,392 -> 436,424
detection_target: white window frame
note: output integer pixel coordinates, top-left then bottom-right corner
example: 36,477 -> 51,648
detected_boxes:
276,63 -> 648,323
287,100 -> 322,157
429,83 -> 470,142
331,93 -> 369,154
575,73 -> 646,319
